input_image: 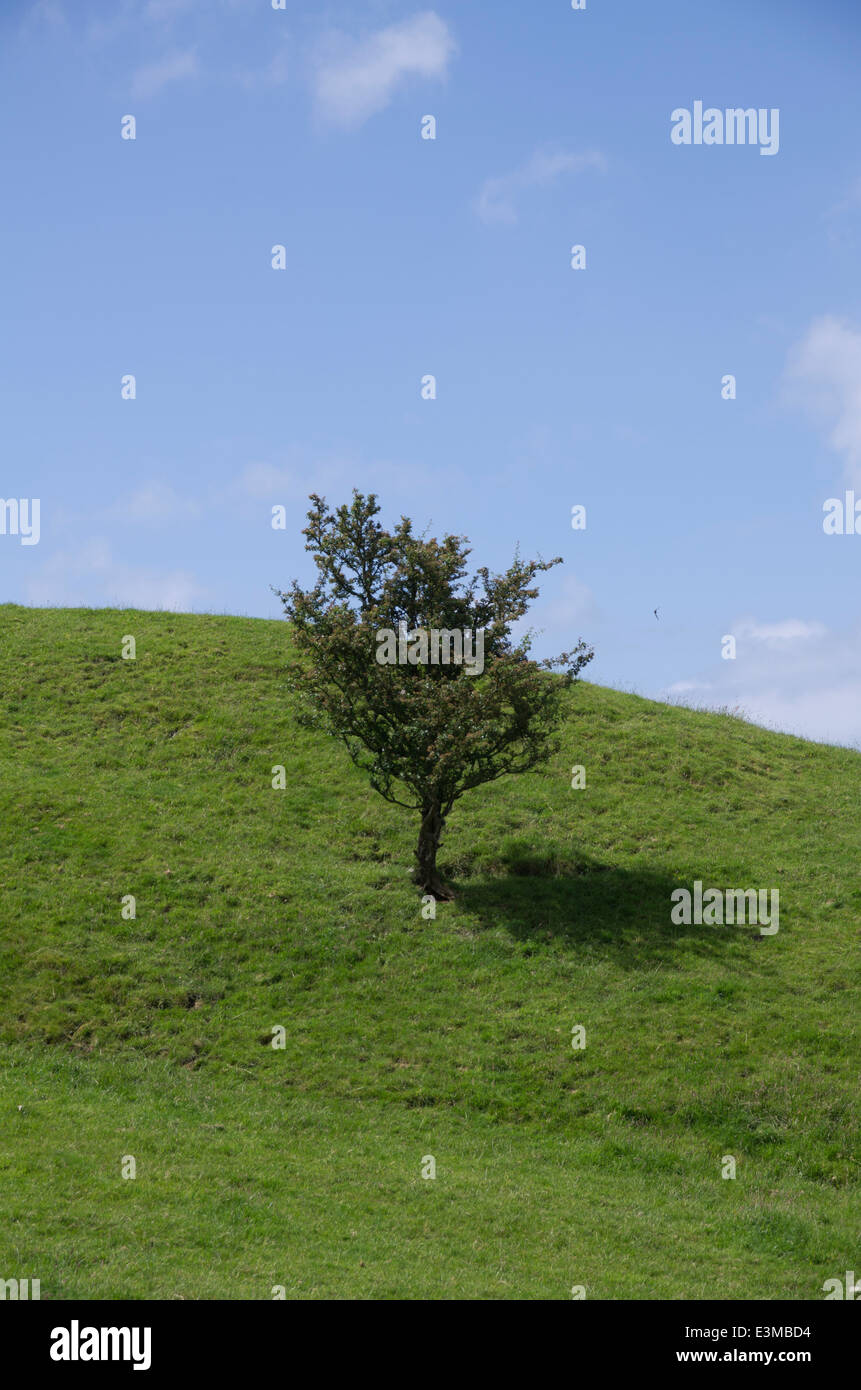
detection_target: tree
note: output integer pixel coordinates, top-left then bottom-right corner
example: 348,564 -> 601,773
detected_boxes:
275,491 -> 594,900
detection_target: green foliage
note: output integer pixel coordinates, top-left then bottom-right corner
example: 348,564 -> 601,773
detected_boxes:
275,492 -> 593,894
275,490 -> 593,814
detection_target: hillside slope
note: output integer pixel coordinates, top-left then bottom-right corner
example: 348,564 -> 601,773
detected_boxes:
0,605 -> 858,1299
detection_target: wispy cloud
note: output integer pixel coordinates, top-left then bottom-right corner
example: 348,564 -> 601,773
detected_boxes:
25,540 -> 206,612
103,483 -> 203,524
786,315 -> 861,486
312,10 -> 456,129
474,148 -> 606,225
227,451 -> 442,507
733,617 -> 828,645
130,47 -> 198,99
666,613 -> 861,749
533,573 -> 599,630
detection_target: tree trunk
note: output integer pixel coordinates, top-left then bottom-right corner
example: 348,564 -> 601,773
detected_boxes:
415,798 -> 454,900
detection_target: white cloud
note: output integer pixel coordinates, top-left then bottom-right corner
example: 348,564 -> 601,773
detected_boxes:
733,617 -> 827,645
234,462 -> 297,502
104,483 -> 203,523
517,575 -> 599,653
226,448 -> 446,508
313,11 -> 456,129
786,315 -> 861,486
474,149 -> 606,225
731,682 -> 861,748
25,540 -> 205,612
664,613 -> 861,749
130,47 -> 198,99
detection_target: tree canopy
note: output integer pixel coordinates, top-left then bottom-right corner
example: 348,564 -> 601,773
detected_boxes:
276,490 -> 594,898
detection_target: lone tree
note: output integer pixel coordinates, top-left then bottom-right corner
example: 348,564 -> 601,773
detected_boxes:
276,491 -> 594,900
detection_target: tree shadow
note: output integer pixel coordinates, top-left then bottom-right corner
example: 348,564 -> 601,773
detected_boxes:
449,848 -> 765,970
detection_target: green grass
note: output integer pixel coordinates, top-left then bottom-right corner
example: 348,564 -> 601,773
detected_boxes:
0,603 -> 858,1299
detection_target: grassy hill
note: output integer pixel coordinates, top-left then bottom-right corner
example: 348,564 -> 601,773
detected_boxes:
0,604 -> 857,1300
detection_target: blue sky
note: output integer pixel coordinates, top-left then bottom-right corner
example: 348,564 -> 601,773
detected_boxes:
2,0 -> 861,747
